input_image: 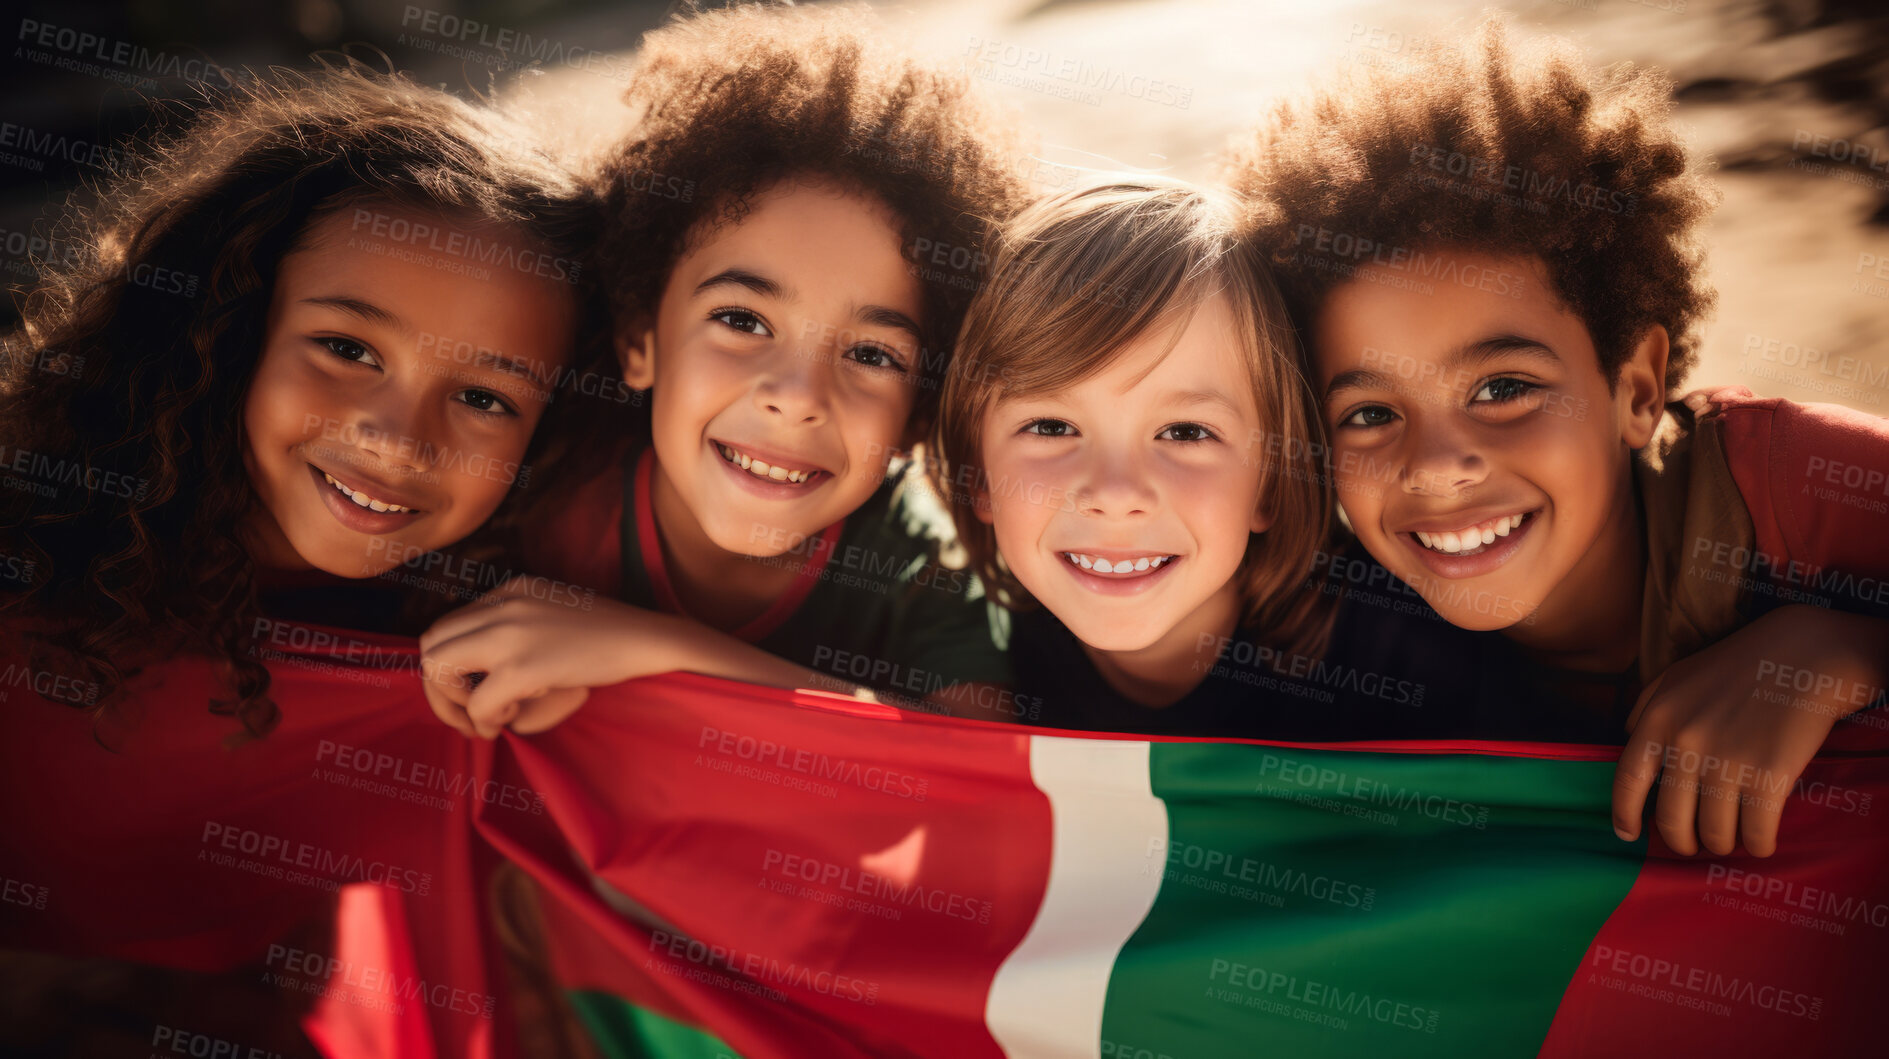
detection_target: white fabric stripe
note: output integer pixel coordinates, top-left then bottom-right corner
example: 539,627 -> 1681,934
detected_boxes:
985,737 -> 1168,1059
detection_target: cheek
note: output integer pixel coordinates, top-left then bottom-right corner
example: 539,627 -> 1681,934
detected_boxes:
1192,462 -> 1264,551
435,464 -> 512,532
832,375 -> 916,447
1326,442 -> 1382,518
653,349 -> 729,435
243,353 -> 322,460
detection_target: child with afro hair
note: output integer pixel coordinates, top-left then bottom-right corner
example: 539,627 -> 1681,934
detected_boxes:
1229,18 -> 1888,859
417,1 -> 1032,741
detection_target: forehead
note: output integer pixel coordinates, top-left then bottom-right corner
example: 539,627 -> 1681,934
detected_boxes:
279,207 -> 577,372
1002,291 -> 1260,415
672,178 -> 921,309
1312,250 -> 1585,378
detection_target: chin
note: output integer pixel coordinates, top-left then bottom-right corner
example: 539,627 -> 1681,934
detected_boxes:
1432,606 -> 1518,633
1063,616 -> 1170,655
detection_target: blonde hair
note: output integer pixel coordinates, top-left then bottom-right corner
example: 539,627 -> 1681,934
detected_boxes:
929,177 -> 1333,656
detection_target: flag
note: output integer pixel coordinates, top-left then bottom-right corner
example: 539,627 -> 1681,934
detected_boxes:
6,626 -> 1886,1058
477,673 -> 1889,1059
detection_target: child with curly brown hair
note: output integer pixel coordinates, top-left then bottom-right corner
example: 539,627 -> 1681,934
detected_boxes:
0,63 -> 597,738
1229,19 -> 1889,857
415,3 -> 1032,738
0,60 -> 600,1057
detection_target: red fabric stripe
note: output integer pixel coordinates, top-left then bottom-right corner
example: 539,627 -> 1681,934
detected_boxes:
1542,752 -> 1889,1056
475,672 -> 1052,1059
0,627 -> 506,1059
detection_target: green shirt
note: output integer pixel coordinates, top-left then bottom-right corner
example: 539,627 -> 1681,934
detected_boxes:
618,447 -> 1013,703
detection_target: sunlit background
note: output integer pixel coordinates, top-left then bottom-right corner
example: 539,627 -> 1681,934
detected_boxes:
4,0 -> 1885,411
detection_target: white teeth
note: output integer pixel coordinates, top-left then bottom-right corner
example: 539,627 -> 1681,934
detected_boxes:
322,471 -> 415,513
718,444 -> 813,484
1413,513 -> 1527,554
1062,552 -> 1172,574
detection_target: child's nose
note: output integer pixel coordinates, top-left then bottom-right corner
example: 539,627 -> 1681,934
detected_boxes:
1075,448 -> 1157,518
1400,423 -> 1487,498
346,391 -> 436,472
754,347 -> 832,425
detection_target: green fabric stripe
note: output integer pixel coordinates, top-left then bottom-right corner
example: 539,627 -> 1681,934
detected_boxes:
1104,743 -> 1644,1058
568,991 -> 745,1059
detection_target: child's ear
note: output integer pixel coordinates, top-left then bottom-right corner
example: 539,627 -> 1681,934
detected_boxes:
616,316 -> 657,389
972,483 -> 994,525
1249,486 -> 1275,536
1617,325 -> 1669,450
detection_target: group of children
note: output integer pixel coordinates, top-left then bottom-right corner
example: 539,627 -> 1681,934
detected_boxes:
4,1 -> 1886,1048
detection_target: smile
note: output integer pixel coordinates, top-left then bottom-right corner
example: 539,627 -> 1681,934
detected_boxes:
1061,551 -> 1175,575
320,469 -> 420,513
1411,512 -> 1532,557
715,441 -> 822,485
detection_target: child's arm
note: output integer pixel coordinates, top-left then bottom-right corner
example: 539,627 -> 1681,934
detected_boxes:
418,576 -> 874,738
1612,604 -> 1888,857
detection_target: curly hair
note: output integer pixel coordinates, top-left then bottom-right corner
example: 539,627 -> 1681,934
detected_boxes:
931,178 -> 1334,658
0,63 -> 601,739
1225,16 -> 1718,393
545,1 -> 1030,494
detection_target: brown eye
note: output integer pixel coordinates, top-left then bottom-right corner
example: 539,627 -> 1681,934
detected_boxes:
710,308 -> 771,337
1158,422 -> 1217,443
1472,378 -> 1539,404
1340,405 -> 1396,429
846,345 -> 908,374
454,388 -> 518,417
319,336 -> 379,367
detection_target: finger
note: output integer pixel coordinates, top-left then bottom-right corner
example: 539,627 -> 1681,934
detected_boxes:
1612,725 -> 1664,841
464,670 -> 545,739
1740,765 -> 1791,859
420,643 -> 488,700
1694,752 -> 1743,856
419,668 -> 475,737
1653,740 -> 1703,856
509,686 -> 591,735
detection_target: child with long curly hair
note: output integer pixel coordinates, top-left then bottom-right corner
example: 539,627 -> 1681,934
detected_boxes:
0,63 -> 601,739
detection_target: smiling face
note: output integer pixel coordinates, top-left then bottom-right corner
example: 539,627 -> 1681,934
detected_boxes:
242,206 -> 574,578
621,177 -> 924,558
975,291 -> 1272,654
1313,250 -> 1665,636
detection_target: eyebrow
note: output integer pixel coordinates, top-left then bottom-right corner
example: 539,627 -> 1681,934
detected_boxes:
1163,387 -> 1245,416
1322,333 -> 1562,402
858,304 -> 923,345
1446,333 -> 1562,371
464,348 -> 537,381
301,295 -> 406,333
696,266 -> 922,345
694,267 -> 783,299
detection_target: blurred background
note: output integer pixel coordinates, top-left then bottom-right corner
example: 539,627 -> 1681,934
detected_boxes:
2,0 -> 1885,412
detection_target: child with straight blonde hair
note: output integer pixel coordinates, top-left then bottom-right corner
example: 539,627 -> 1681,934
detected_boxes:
930,178 -> 1475,735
